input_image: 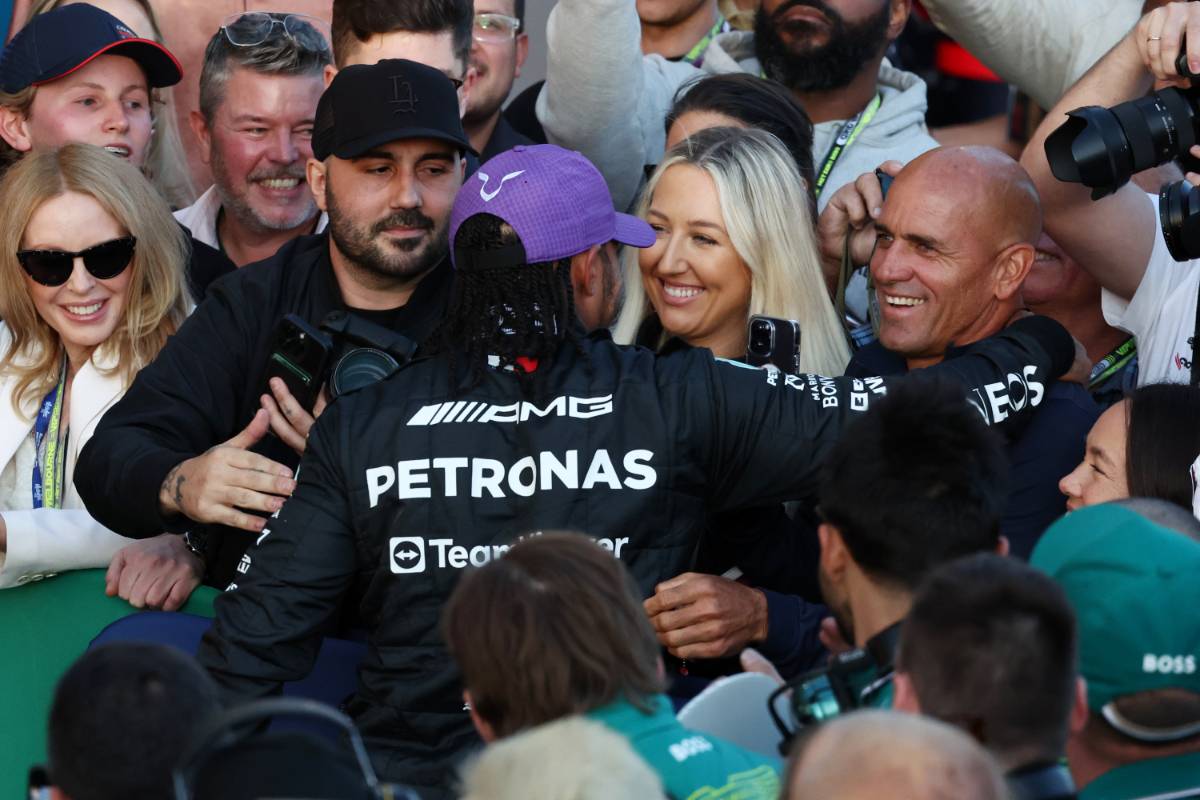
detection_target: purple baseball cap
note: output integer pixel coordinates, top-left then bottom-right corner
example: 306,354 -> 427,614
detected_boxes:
449,144 -> 655,270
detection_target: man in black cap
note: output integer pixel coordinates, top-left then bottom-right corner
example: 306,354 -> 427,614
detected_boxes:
75,58 -> 472,591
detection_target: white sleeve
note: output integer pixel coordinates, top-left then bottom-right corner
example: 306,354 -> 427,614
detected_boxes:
0,508 -> 131,588
1101,194 -> 1197,341
921,0 -> 1134,112
537,0 -> 700,210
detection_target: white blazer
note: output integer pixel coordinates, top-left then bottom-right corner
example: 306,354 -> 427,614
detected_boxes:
0,324 -> 133,588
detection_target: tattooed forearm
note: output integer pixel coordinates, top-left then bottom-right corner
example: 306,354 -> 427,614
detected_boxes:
160,462 -> 187,515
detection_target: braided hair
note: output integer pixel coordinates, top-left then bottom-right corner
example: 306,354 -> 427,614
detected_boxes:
433,213 -> 582,395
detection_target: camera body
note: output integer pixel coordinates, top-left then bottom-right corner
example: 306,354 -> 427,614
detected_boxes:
768,648 -> 881,749
262,311 -> 417,411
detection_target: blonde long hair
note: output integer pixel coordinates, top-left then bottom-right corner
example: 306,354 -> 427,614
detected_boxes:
24,0 -> 198,208
613,127 -> 851,375
0,144 -> 189,415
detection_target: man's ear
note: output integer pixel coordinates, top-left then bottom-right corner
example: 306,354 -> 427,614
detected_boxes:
994,243 -> 1036,301
0,105 -> 33,152
308,158 -> 328,212
458,65 -> 479,120
189,110 -> 214,167
995,535 -> 1010,557
818,522 -> 848,579
515,33 -> 530,76
1070,676 -> 1089,735
323,63 -> 338,88
464,690 -> 497,743
892,671 -> 922,714
570,245 -> 603,298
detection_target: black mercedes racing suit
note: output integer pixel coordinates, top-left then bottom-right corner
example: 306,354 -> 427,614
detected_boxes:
196,317 -> 1072,798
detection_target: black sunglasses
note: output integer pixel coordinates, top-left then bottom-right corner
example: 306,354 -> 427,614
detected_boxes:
17,236 -> 136,287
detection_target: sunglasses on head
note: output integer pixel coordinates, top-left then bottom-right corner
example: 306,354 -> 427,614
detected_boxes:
17,236 -> 136,287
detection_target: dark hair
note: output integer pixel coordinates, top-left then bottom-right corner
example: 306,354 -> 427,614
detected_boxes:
199,13 -> 332,121
1126,383 -> 1200,512
47,643 -> 219,800
818,376 -> 1008,589
433,212 -> 581,395
442,532 -> 664,738
665,73 -> 817,217
331,0 -> 473,71
897,554 -> 1078,767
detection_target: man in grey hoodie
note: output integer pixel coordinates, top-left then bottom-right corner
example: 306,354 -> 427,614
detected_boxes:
537,0 -> 937,214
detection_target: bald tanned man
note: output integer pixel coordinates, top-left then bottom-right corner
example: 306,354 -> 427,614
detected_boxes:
823,147 -> 1099,558
785,710 -> 1009,800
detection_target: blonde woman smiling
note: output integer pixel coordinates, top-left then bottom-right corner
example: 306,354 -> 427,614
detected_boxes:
0,144 -> 195,607
614,126 -> 850,375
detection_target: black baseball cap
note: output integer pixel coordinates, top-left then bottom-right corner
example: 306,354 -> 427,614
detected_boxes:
313,58 -> 475,161
0,3 -> 183,94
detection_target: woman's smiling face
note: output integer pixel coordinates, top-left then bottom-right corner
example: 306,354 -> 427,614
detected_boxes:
638,163 -> 752,357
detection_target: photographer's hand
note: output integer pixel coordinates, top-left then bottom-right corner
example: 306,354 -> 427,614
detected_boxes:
260,377 -> 329,456
816,162 -> 903,295
1135,1 -> 1200,87
157,409 -> 296,532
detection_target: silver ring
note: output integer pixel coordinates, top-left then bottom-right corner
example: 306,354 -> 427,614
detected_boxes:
1148,35 -> 1163,41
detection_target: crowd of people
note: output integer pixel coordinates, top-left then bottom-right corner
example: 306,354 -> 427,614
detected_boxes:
1,0 -> 1199,798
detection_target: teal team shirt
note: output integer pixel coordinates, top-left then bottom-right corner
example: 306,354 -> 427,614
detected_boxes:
588,695 -> 781,800
1078,751 -> 1200,800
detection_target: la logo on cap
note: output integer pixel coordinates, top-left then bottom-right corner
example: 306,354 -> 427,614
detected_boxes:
115,24 -> 136,39
389,75 -> 417,114
477,170 -> 525,202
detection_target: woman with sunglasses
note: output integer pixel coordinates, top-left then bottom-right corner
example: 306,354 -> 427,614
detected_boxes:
0,143 -> 190,600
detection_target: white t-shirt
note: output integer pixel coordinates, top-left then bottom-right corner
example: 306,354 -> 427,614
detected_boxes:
1101,195 -> 1198,385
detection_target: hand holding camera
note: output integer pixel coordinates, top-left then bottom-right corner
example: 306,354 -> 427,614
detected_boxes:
1045,3 -> 1200,260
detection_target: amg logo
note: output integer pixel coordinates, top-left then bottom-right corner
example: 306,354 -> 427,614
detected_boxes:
407,395 -> 613,425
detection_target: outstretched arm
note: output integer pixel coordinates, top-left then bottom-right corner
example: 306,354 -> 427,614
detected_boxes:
1019,9 -> 1182,300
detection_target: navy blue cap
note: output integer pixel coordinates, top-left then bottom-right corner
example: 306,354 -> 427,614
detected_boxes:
313,58 -> 474,161
0,4 -> 183,94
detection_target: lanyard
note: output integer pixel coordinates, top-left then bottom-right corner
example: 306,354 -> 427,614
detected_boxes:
1088,336 -> 1137,389
814,94 -> 883,197
682,15 -> 729,67
31,361 -> 67,509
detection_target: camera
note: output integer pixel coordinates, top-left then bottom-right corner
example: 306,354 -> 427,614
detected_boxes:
1045,37 -> 1200,259
1045,39 -> 1200,199
320,311 -> 417,399
767,648 -> 880,750
262,311 -> 417,411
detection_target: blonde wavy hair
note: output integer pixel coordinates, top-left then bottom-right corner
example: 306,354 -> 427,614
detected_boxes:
23,0 -> 198,208
613,126 -> 851,376
0,144 -> 189,416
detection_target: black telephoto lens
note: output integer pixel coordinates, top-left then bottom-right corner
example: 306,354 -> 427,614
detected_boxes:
1045,88 -> 1199,199
1159,180 -> 1200,261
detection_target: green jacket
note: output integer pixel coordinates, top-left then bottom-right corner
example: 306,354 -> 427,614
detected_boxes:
1079,752 -> 1200,800
588,695 -> 781,800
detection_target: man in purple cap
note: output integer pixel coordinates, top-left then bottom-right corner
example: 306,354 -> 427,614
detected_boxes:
0,3 -> 182,172
191,141 -> 1080,797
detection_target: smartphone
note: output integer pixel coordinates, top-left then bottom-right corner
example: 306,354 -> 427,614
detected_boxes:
262,314 -> 333,412
746,315 -> 802,375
